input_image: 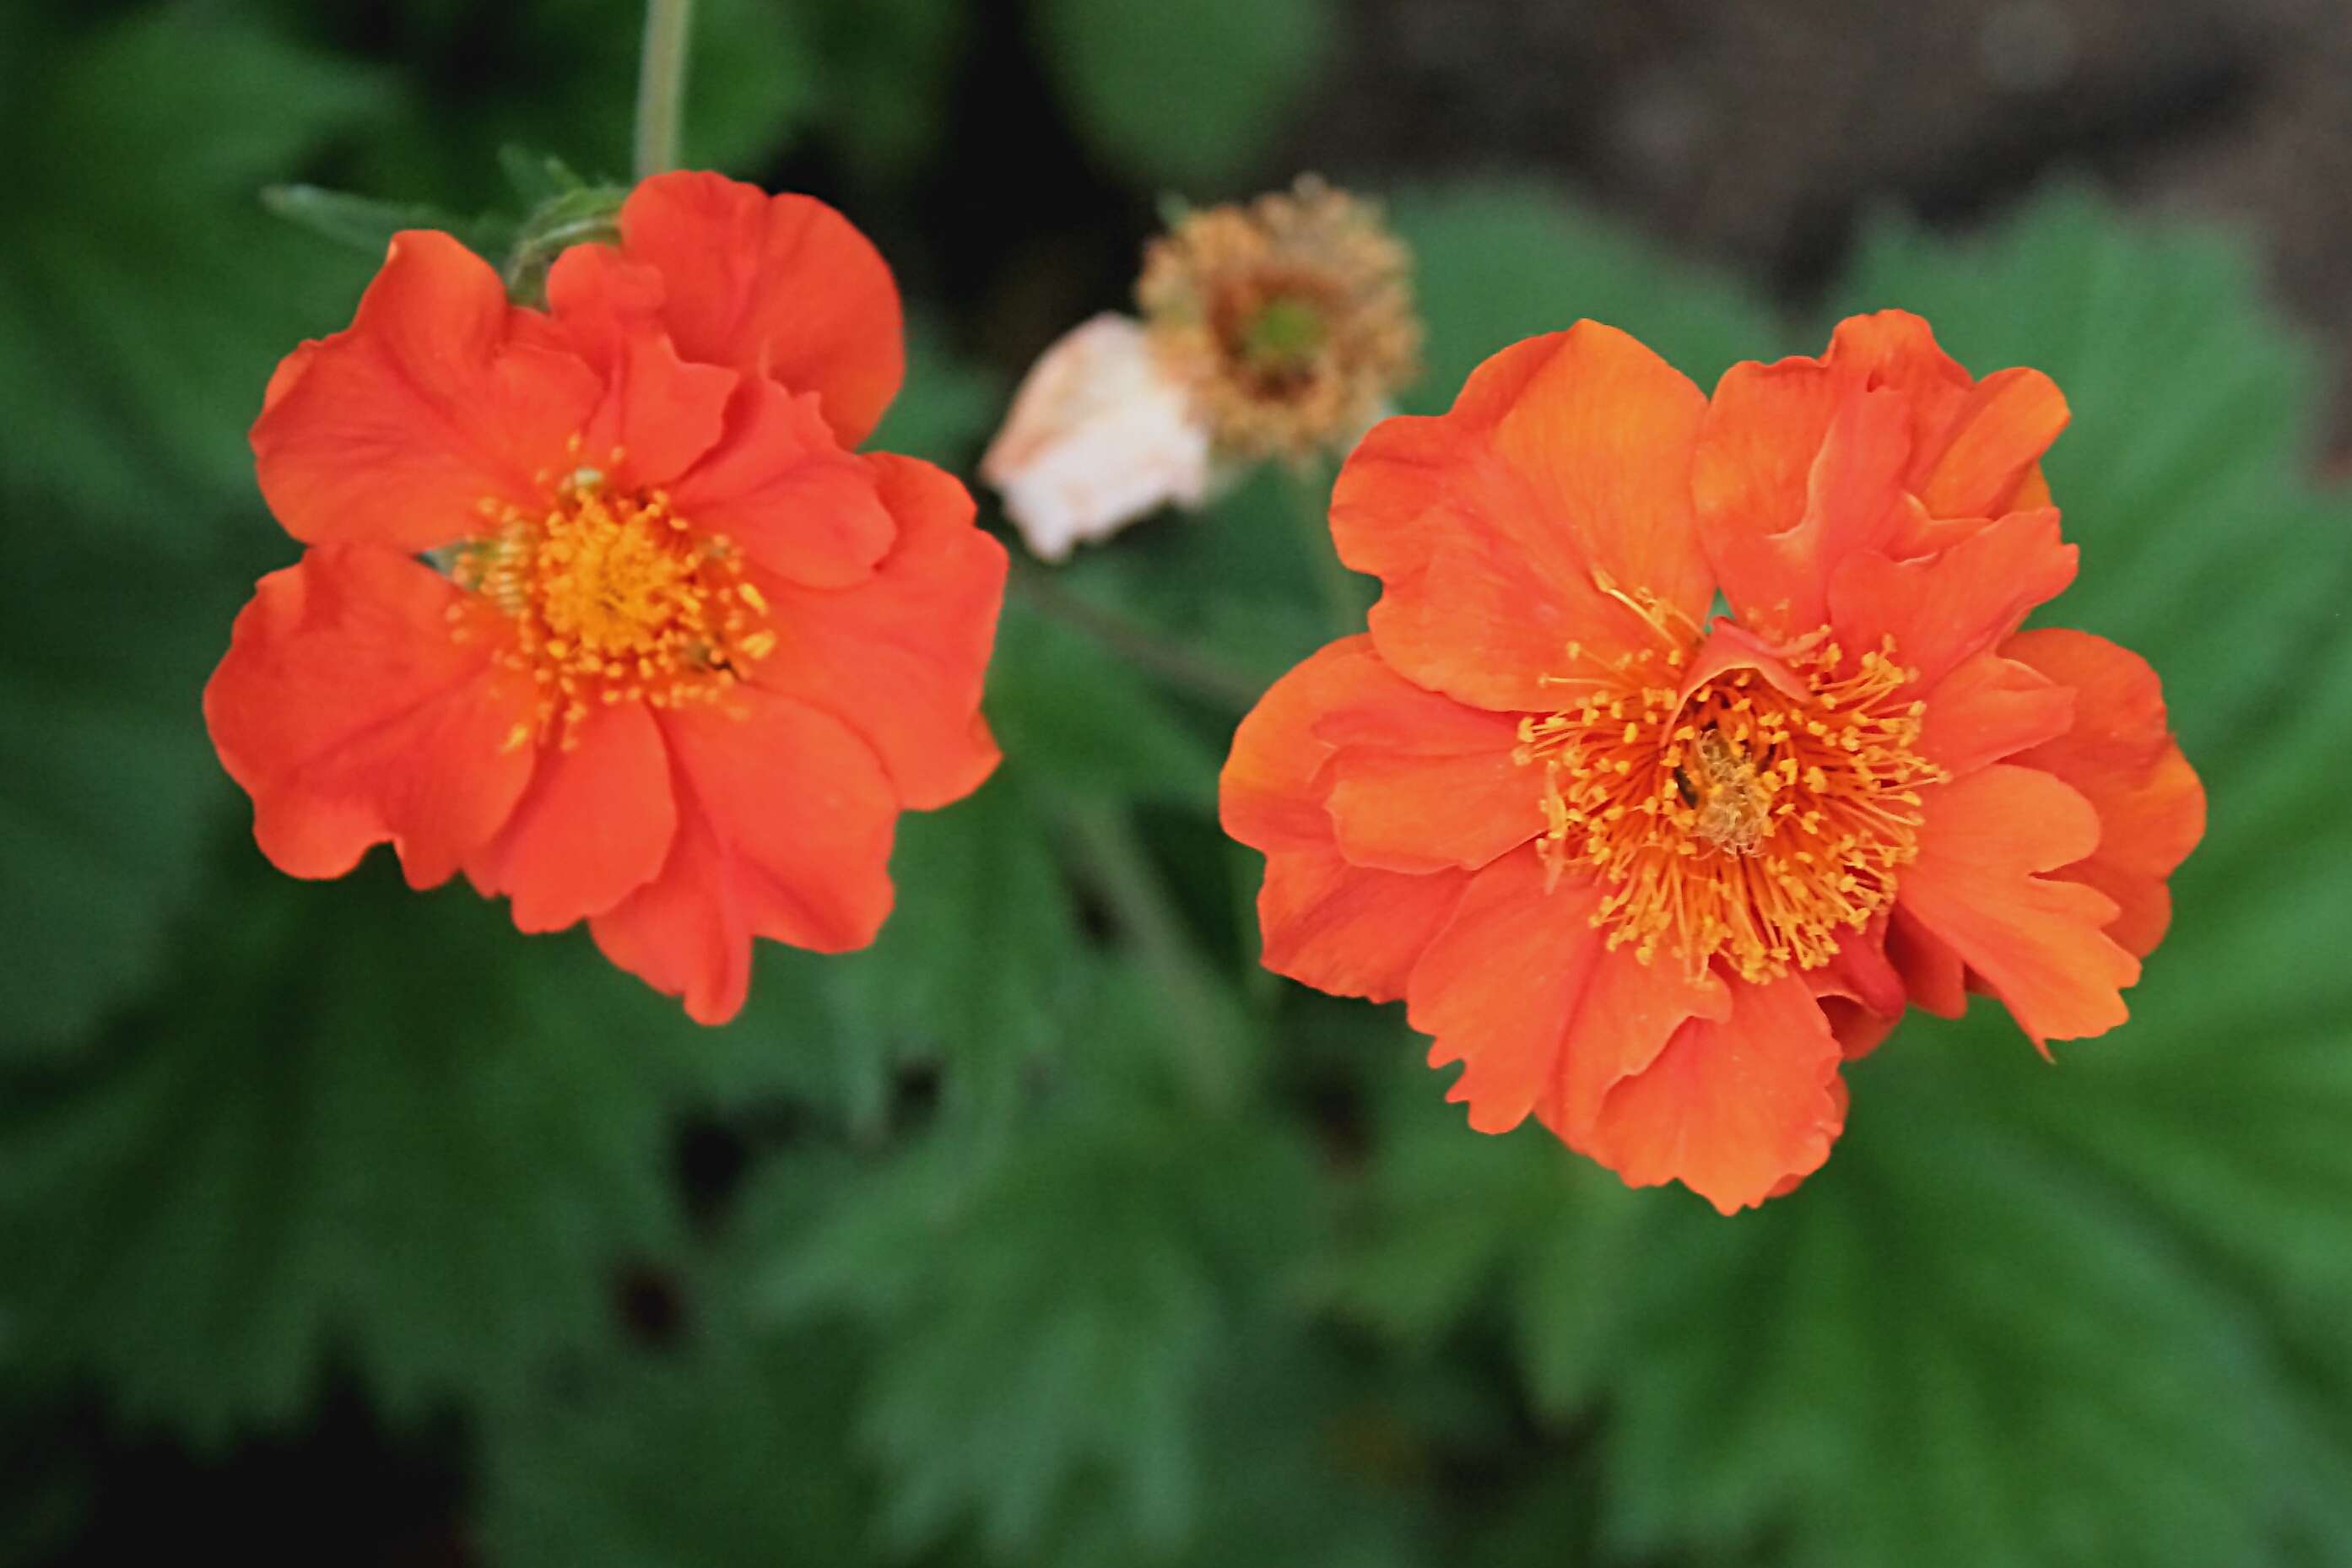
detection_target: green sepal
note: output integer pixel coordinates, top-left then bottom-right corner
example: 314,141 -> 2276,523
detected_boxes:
260,182 -> 514,261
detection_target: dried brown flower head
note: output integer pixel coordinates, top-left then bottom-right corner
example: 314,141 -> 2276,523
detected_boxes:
1137,176 -> 1420,463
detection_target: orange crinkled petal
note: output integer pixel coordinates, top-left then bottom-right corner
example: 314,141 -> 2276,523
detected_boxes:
749,453 -> 1007,813
538,243 -> 739,489
1694,310 -> 2069,633
1899,763 -> 2140,1049
668,378 -> 898,589
615,170 -> 905,448
1582,971 -> 1848,1214
1330,322 -> 1711,711
463,700 -> 678,933
203,545 -> 538,889
1257,846 -> 1473,1006
1916,649 -> 2076,780
1404,848 -> 1732,1145
251,230 -> 602,553
1827,506 -> 2077,693
590,689 -> 899,1025
1219,636 -> 1478,1002
2001,628 -> 2206,958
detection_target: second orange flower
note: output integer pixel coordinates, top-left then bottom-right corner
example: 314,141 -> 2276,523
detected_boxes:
1221,312 -> 2204,1212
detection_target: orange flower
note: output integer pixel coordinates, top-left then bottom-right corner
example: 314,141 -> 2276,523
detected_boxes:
1220,313 -> 2203,1211
206,171 -> 1007,1025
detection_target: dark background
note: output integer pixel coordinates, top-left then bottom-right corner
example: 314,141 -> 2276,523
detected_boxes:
4,2 -> 2349,1565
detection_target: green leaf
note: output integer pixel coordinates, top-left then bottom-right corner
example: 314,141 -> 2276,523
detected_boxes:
496,143 -> 589,207
1389,181 -> 1782,414
3,9 -> 388,534
1831,185 -> 2352,781
710,772 -> 1090,1146
0,547 -> 246,1057
1029,0 -> 1333,187
260,183 -> 511,259
986,602 -> 1227,812
476,1316 -> 873,1568
0,864 -> 711,1444
1327,1046 -> 1645,1423
752,1030 -> 1324,1559
1057,462 -> 1346,689
1592,1038 -> 2348,1568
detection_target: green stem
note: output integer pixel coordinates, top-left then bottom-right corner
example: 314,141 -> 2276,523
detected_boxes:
1058,797 -> 1241,1111
1286,458 -> 1363,638
632,0 -> 696,181
1008,560 -> 1265,712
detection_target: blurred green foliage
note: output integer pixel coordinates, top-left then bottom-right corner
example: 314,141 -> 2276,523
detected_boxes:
4,1 -> 2349,1565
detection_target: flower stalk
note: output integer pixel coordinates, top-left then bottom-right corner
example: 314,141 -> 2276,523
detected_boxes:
632,0 -> 696,181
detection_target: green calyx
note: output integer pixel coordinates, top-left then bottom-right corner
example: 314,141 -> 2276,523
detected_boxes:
503,185 -> 629,307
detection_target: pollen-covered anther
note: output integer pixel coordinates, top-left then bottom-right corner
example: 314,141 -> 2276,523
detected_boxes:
451,453 -> 774,749
1517,624 -> 1942,983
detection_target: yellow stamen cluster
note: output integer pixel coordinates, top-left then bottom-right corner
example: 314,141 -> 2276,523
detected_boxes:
1515,615 -> 1942,984
448,441 -> 774,750
1138,175 -> 1420,462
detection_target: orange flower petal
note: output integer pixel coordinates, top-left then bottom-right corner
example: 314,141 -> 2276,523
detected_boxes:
251,231 -> 601,552
1806,920 -> 1906,1062
1828,506 -> 2077,692
1886,905 -> 1968,1019
1406,848 -> 1728,1137
1582,971 -> 1846,1214
1485,324 -> 1715,629
753,453 -> 1007,811
668,379 -> 896,588
464,700 -> 677,933
1257,846 -> 1472,1004
1220,635 -> 1392,853
617,171 -> 904,448
1697,312 -> 2070,634
1821,310 -> 1976,456
1695,366 -> 1911,635
1221,637 -> 1479,1000
1900,764 -> 2139,1047
590,690 -> 898,1025
1313,656 -> 1538,873
541,244 -> 738,488
2002,628 -> 2206,957
1914,365 -> 2069,519
1918,650 -> 2075,779
1408,853 -> 1612,1133
203,546 -> 535,889
1331,325 -> 1710,711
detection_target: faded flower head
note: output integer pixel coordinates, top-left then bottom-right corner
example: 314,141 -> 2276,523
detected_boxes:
1138,176 -> 1419,464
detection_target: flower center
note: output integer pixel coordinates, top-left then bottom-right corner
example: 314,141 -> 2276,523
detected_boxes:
1233,292 -> 1328,381
450,443 -> 775,749
1516,614 -> 1940,983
